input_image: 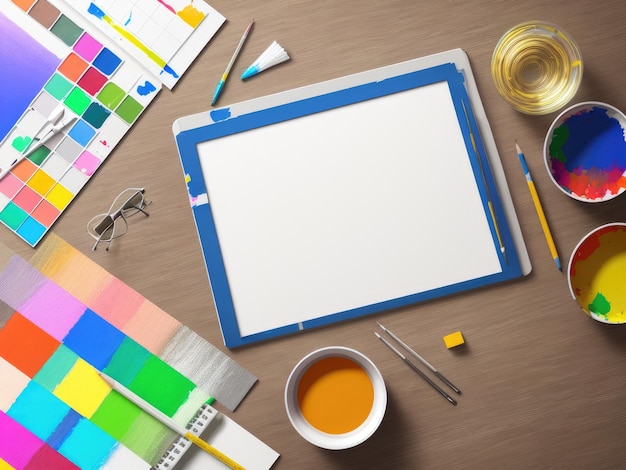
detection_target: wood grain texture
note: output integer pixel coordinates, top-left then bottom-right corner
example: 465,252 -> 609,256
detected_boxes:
3,1 -> 626,468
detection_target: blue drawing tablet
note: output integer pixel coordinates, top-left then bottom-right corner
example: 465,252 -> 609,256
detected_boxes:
173,49 -> 530,348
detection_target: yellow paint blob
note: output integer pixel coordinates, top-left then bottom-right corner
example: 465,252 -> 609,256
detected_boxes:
297,356 -> 374,434
53,358 -> 110,418
177,6 -> 205,28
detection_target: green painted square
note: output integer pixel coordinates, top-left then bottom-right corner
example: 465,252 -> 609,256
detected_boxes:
64,87 -> 91,115
90,390 -> 141,441
122,410 -> 175,463
116,95 -> 143,124
0,202 -> 28,230
97,83 -> 125,110
103,337 -> 151,387
129,355 -> 195,417
33,345 -> 79,392
50,15 -> 83,46
27,146 -> 51,166
45,74 -> 73,101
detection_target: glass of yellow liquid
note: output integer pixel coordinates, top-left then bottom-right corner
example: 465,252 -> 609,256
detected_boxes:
491,21 -> 583,115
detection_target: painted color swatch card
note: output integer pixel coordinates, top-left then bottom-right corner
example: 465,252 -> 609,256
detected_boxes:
0,1 -> 161,247
173,49 -> 531,348
53,0 -> 225,89
0,234 -> 263,469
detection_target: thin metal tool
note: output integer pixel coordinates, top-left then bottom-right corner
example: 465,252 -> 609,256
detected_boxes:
377,322 -> 461,394
375,332 -> 457,406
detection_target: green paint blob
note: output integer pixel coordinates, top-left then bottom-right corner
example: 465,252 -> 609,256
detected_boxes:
0,202 -> 29,230
128,355 -> 195,418
549,125 -> 570,163
33,345 -> 79,392
11,136 -> 32,153
64,87 -> 91,115
45,74 -> 73,101
116,95 -> 143,123
103,337 -> 150,387
589,292 -> 611,316
97,83 -> 125,110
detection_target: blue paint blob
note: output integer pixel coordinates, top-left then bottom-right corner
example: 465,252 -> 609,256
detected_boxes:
87,3 -> 105,20
210,108 -> 231,122
553,107 -> 626,172
137,81 -> 157,96
16,216 -> 47,246
93,48 -> 122,76
68,119 -> 97,147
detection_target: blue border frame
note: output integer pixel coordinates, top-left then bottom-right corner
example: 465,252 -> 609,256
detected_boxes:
175,63 -> 523,348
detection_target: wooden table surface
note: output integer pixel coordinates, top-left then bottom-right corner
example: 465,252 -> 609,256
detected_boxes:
5,1 -> 626,468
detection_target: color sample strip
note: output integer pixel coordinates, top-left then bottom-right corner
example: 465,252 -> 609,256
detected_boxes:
0,4 -> 160,247
30,233 -> 258,410
0,235 -> 258,467
0,298 -> 190,464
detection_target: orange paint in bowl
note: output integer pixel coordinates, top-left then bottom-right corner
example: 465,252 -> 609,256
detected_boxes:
297,356 -> 374,434
285,346 -> 387,450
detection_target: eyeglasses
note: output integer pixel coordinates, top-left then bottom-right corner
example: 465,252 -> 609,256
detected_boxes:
87,188 -> 151,251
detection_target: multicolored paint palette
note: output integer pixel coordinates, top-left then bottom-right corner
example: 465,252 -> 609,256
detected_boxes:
57,0 -> 225,89
568,223 -> 626,324
0,233 -> 257,469
545,102 -> 626,202
0,1 -> 160,246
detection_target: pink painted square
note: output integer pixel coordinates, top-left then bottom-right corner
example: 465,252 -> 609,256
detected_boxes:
73,150 -> 100,176
13,186 -> 42,213
73,33 -> 102,62
0,173 -> 24,198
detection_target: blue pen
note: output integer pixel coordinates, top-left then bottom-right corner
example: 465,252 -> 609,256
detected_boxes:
211,19 -> 254,106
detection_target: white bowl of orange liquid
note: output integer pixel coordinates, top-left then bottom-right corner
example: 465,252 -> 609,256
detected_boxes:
284,346 -> 387,450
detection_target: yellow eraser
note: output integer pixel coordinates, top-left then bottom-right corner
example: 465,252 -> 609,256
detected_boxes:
443,331 -> 464,349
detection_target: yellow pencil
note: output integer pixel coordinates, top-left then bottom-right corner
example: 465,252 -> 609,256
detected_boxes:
99,372 -> 245,470
515,141 -> 561,271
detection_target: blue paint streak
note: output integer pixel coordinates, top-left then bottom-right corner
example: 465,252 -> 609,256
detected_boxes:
558,107 -> 626,172
210,108 -> 231,122
137,80 -> 157,96
162,64 -> 179,79
47,409 -> 82,450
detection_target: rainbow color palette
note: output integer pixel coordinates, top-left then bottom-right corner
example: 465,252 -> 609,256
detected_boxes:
0,1 -> 160,247
0,233 -> 257,469
0,0 -> 224,247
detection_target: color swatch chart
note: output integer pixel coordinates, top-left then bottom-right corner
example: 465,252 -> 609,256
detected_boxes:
59,0 -> 225,89
0,234 -> 257,469
0,1 -> 161,247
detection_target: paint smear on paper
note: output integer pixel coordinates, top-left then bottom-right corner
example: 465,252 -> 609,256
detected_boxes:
136,81 -> 157,96
569,225 -> 626,322
548,106 -> 626,200
178,5 -> 206,28
0,11 -> 61,141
